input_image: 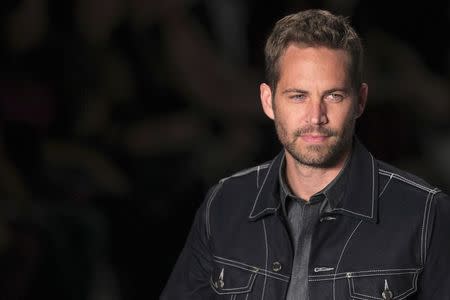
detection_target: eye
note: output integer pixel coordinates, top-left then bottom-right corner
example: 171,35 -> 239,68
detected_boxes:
325,93 -> 345,102
290,94 -> 307,102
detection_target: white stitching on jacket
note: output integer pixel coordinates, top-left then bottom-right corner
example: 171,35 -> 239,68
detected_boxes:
249,159 -> 279,218
311,270 -> 419,282
378,169 -> 439,194
333,220 -> 363,300
332,154 -> 376,219
206,183 -> 223,238
379,173 -> 393,198
310,268 -> 420,279
308,269 -> 420,282
423,190 -> 439,265
420,192 -> 431,266
261,219 -> 268,300
209,272 -> 257,294
206,163 -> 270,238
228,164 -> 270,180
213,255 -> 290,281
347,271 -> 418,300
257,165 -> 260,188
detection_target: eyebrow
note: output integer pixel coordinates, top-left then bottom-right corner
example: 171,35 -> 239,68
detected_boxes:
282,88 -> 308,95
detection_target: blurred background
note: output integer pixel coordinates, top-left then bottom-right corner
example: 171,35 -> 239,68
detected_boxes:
0,0 -> 448,298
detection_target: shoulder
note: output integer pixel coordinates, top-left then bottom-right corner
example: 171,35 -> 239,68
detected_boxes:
374,159 -> 450,221
377,159 -> 441,196
221,161 -> 271,186
206,160 -> 272,202
200,160 -> 273,237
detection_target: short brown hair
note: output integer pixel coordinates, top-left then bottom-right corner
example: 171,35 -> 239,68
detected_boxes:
264,9 -> 363,91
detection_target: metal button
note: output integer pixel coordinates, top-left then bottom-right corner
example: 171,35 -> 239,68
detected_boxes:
320,216 -> 337,222
217,279 -> 224,288
382,290 -> 393,300
213,280 -> 224,289
216,268 -> 224,288
272,261 -> 282,272
382,280 -> 393,300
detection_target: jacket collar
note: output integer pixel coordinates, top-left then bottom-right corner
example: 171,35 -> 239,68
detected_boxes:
248,151 -> 284,220
248,138 -> 379,223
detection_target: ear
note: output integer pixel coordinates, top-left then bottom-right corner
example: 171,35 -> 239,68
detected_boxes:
355,83 -> 368,118
260,83 -> 275,120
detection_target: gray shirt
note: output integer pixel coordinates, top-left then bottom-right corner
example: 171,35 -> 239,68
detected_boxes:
279,155 -> 350,300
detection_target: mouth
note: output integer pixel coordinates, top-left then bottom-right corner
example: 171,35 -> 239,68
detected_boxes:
300,135 -> 330,143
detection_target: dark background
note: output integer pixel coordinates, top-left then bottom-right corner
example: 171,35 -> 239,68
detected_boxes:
0,0 -> 448,299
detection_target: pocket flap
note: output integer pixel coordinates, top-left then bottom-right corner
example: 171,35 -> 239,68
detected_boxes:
210,260 -> 258,295
348,270 -> 419,300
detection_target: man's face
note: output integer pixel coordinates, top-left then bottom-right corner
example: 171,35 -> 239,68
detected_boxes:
260,45 -> 367,168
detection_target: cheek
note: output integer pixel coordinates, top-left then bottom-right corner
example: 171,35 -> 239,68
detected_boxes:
280,117 -> 299,136
276,108 -> 301,127
334,105 -> 356,126
275,117 -> 288,135
274,116 -> 295,141
340,108 -> 357,134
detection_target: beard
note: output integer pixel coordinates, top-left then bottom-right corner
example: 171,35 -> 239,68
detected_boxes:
274,116 -> 355,169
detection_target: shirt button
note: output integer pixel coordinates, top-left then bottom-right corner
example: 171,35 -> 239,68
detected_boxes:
272,261 -> 282,272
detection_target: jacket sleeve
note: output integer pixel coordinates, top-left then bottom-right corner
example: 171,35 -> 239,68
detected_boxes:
159,185 -> 218,299
418,191 -> 450,298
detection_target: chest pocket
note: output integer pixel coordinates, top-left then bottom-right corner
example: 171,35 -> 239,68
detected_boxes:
347,269 -> 420,299
209,258 -> 259,297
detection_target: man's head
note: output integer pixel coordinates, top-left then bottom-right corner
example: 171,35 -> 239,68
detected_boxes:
260,9 -> 368,169
264,9 -> 364,92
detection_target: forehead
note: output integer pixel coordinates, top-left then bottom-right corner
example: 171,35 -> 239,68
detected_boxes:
277,45 -> 351,89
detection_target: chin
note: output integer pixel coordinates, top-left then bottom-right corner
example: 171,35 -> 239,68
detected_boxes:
290,145 -> 345,168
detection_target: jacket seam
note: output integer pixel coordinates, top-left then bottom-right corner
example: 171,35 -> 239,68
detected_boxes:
310,270 -> 420,282
422,190 -> 439,265
378,169 -> 439,194
257,165 -> 260,188
228,164 -> 270,180
420,192 -> 431,266
332,154 -> 376,219
249,158 -> 278,218
209,273 -> 256,294
261,219 -> 268,300
378,173 -> 393,198
206,163 -> 270,238
310,268 -> 421,278
256,164 -> 270,188
333,220 -> 363,300
213,255 -> 290,281
348,271 -> 418,300
206,183 -> 223,239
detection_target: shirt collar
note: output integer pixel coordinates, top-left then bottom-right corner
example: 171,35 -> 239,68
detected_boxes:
248,137 -> 379,223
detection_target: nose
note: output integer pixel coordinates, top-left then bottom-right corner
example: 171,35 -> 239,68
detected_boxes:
308,100 -> 328,125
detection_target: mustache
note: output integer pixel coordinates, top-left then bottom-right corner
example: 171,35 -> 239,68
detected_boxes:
293,126 -> 337,137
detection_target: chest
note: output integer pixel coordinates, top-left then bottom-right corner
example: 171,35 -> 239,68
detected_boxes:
209,212 -> 422,299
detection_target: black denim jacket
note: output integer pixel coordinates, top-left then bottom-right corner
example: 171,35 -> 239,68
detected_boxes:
160,140 -> 450,299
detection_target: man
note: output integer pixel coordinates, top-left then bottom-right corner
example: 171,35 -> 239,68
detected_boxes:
160,9 -> 450,299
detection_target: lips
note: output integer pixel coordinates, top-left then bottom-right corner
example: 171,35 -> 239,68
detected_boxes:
300,135 -> 329,143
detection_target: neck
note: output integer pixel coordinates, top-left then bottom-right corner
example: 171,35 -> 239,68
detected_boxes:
284,148 -> 351,201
